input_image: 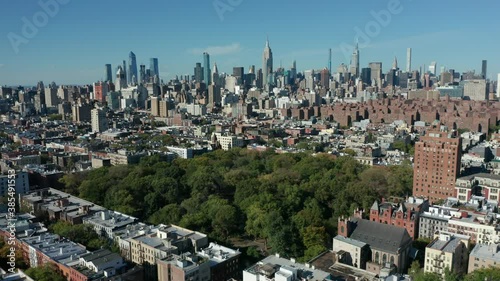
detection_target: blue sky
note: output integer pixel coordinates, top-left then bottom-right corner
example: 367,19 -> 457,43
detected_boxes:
0,0 -> 499,86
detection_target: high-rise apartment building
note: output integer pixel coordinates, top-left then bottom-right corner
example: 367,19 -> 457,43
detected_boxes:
406,48 -> 412,72
497,73 -> 500,98
462,79 -> 488,101
44,82 -> 58,107
413,131 -> 462,203
91,108 -> 108,133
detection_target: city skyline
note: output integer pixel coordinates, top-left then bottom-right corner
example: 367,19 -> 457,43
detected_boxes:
0,0 -> 499,85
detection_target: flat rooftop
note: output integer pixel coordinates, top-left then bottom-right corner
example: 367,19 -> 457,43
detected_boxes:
470,244 -> 500,262
246,255 -> 331,281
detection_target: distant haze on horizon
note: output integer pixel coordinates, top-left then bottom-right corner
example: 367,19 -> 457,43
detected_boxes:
0,0 -> 499,85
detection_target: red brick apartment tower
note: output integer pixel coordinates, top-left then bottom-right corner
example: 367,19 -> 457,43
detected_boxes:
413,130 -> 462,203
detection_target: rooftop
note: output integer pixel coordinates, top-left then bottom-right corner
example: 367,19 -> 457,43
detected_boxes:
245,254 -> 331,281
427,232 -> 469,253
470,243 -> 500,261
333,235 -> 367,248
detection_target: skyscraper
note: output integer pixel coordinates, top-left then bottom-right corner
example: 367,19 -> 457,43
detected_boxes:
212,62 -> 219,86
91,108 -> 108,133
139,65 -> 146,84
329,48 -> 332,76
413,130 -> 461,203
262,38 -> 273,90
194,63 -> 203,82
233,67 -> 244,85
497,73 -> 500,98
406,48 -> 411,72
361,68 -> 371,84
122,61 -> 127,83
105,64 -> 112,82
150,58 -> 159,80
429,62 -> 437,76
350,42 -> 359,77
392,56 -> 398,70
116,66 -> 126,90
203,52 -> 211,85
481,60 -> 487,79
369,62 -> 382,86
128,52 -> 138,85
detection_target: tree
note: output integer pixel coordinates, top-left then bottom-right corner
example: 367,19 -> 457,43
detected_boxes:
25,264 -> 66,281
464,267 -> 500,281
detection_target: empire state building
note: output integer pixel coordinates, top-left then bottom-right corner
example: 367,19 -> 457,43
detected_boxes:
262,38 -> 273,91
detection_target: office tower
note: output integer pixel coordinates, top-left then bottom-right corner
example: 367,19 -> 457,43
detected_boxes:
406,48 -> 411,72
361,68 -> 371,84
203,52 -> 211,85
481,60 -> 487,79
290,60 -> 297,83
392,57 -> 398,70
349,42 -> 359,77
256,68 -> 263,88
262,38 -> 273,90
249,65 -> 255,74
386,69 -> 398,86
128,52 -> 138,85
208,84 -> 221,106
122,61 -> 127,83
150,58 -> 159,80
44,82 -> 58,107
429,62 -> 437,76
233,67 -> 244,85
413,130 -> 461,203
115,66 -> 127,90
91,108 -> 108,133
369,62 -> 382,86
212,63 -> 219,85
139,65 -> 146,84
399,72 -> 409,88
105,64 -> 112,82
194,63 -> 203,82
320,68 -> 329,89
329,48 -> 332,76
304,70 -> 314,90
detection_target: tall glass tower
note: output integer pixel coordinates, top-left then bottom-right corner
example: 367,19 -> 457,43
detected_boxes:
150,58 -> 159,81
105,64 -> 112,82
203,52 -> 211,85
128,52 -> 138,85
